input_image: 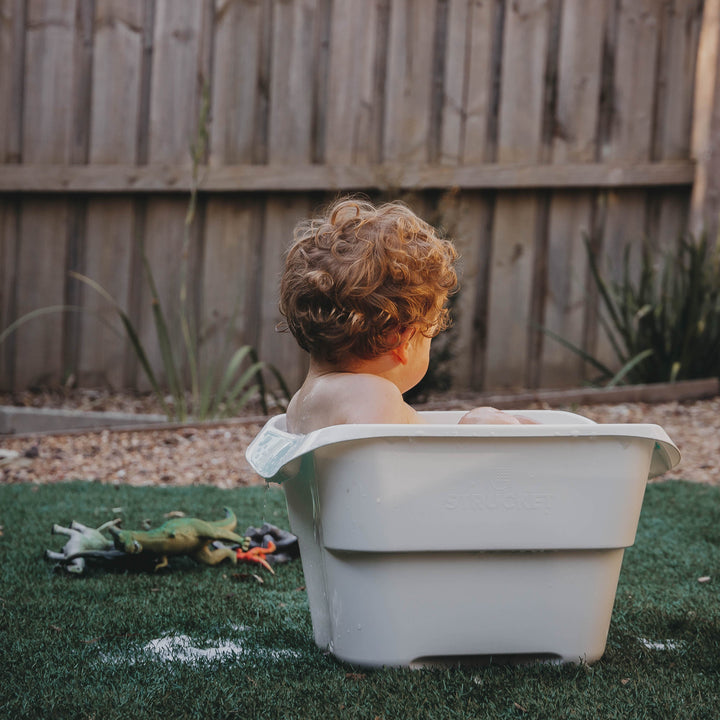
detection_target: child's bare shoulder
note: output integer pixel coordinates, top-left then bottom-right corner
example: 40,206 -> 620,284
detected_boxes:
322,372 -> 415,422
287,372 -> 419,432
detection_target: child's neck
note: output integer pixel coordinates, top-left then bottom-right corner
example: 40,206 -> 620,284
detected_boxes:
308,354 -> 399,382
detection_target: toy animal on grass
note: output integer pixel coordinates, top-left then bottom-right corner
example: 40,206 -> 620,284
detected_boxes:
108,507 -> 250,571
45,519 -> 123,574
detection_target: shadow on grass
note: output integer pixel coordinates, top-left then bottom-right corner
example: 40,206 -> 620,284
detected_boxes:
1,479 -> 718,720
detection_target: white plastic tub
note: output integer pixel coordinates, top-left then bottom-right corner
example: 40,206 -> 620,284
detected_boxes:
246,410 -> 680,667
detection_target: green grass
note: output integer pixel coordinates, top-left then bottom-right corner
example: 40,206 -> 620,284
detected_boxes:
1,479 -> 719,720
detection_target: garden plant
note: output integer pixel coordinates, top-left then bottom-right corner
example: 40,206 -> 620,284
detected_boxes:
544,234 -> 720,387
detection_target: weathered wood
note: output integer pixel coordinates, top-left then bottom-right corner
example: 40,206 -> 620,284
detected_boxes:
383,0 -> 437,163
485,0 -> 550,390
541,0 -> 606,388
690,0 -> 720,243
259,0 -> 318,390
204,0 -> 270,386
0,0 -> 25,164
419,377 -> 720,410
210,0 -> 265,165
147,0 -> 206,165
0,201 -> 19,387
13,198 -> 69,388
324,0 -> 382,164
439,0 -> 496,389
258,195 -> 310,392
646,0 -> 702,253
12,0 -> 77,389
136,1 -> 209,388
78,0 -> 146,389
0,0 -> 24,387
589,0 -> 662,374
199,197 -> 259,377
0,0 -> 709,395
23,0 -> 76,164
79,198 -> 136,388
267,0 -> 319,165
89,0 -> 145,162
0,160 -> 696,192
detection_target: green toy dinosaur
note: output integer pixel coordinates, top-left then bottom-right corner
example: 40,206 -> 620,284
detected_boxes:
108,507 -> 249,571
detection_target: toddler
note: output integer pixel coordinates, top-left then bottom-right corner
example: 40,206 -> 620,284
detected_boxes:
279,198 -> 532,433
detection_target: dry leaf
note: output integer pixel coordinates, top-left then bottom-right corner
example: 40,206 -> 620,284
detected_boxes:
345,672 -> 366,681
514,702 -> 528,713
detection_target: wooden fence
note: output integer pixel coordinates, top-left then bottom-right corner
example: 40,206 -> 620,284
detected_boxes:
1,0 -> 719,397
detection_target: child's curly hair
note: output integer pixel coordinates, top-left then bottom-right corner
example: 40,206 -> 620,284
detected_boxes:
279,198 -> 458,364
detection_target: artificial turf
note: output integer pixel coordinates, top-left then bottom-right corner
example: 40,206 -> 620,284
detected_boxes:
0,479 -> 718,720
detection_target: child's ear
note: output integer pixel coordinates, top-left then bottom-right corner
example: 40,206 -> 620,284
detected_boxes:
390,327 -> 415,365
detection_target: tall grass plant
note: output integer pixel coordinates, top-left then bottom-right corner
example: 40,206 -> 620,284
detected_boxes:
544,234 -> 720,386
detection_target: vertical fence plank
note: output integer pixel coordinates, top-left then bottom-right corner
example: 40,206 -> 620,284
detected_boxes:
690,0 -> 720,243
209,0 -> 265,165
22,0 -> 75,164
258,0 -> 322,391
484,0 -> 549,389
0,0 -> 24,389
540,0 -> 606,387
89,0 -> 145,162
599,0 -> 660,258
147,0 -> 204,165
13,0 -> 77,389
62,0 -> 94,384
266,0 -> 319,166
324,0 -> 382,164
647,0 -> 702,253
439,0 -> 469,167
0,0 -> 24,164
440,0 -> 497,390
78,0 -> 146,389
136,0 -> 208,390
0,202 -> 19,390
593,0 -> 661,372
202,0 -> 269,385
383,0 -> 437,164
200,202 -> 259,366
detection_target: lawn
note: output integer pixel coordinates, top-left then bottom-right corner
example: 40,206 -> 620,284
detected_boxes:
1,479 -> 719,720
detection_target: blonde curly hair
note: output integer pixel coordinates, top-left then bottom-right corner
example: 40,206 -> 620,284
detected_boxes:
279,198 -> 458,364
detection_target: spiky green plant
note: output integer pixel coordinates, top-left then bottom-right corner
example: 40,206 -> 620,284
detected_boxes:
544,234 -> 720,386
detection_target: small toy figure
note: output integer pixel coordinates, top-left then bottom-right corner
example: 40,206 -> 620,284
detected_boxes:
236,540 -> 277,573
45,511 -> 299,575
243,523 -> 300,564
45,519 -> 122,574
108,507 -> 249,571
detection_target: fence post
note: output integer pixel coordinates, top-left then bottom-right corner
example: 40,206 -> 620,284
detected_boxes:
690,0 -> 720,245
